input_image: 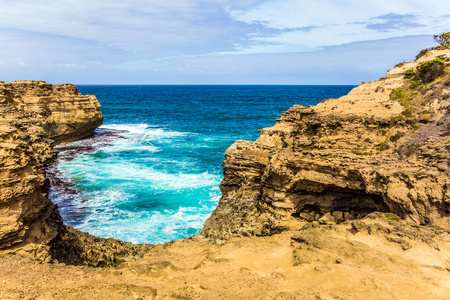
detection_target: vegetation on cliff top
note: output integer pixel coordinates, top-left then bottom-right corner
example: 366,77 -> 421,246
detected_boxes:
390,47 -> 450,158
416,31 -> 450,60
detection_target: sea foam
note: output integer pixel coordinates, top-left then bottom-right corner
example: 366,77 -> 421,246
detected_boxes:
48,85 -> 354,244
49,123 -> 222,244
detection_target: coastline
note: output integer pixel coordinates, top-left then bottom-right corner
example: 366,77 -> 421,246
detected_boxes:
0,48 -> 450,298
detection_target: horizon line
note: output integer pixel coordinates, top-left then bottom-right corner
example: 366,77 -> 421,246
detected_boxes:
74,83 -> 359,86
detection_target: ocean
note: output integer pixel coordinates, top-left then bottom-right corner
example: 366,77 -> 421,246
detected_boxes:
47,85 -> 354,244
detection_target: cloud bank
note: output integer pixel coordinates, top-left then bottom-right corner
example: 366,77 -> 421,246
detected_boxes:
0,0 -> 447,84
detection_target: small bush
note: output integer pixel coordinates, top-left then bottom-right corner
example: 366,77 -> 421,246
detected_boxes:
420,58 -> 445,68
390,87 -> 413,101
379,133 -> 391,154
404,69 -> 415,79
387,215 -> 401,221
434,32 -> 450,47
401,108 -> 413,117
391,115 -> 405,124
390,132 -> 404,142
416,49 -> 429,60
417,58 -> 446,83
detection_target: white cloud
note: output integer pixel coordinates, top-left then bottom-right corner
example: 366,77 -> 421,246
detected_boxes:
0,0 -> 247,55
1,0 -> 447,57
0,0 -> 446,83
227,0 -> 450,53
229,0 -> 447,28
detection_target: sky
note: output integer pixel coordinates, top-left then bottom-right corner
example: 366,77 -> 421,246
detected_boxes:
0,0 -> 449,84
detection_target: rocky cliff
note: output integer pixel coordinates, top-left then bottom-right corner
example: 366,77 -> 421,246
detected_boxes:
2,51 -> 450,261
202,49 -> 450,240
1,81 -> 103,145
0,81 -> 104,261
0,58 -> 449,299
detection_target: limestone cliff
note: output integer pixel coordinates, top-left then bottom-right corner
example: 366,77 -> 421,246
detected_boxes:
0,81 -> 102,260
202,49 -> 450,240
1,81 -> 103,145
1,57 -> 450,299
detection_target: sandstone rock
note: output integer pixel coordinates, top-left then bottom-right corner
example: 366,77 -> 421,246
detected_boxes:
299,211 -> 315,221
0,81 -> 136,265
318,213 -> 335,224
344,212 -> 356,221
332,211 -> 344,223
0,81 -> 103,145
202,49 -> 450,239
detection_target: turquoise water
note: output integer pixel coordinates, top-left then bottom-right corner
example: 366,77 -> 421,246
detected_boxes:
48,85 -> 354,244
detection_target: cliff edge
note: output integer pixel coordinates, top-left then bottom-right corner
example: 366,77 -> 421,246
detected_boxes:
202,49 -> 450,240
0,63 -> 449,298
0,81 -> 103,258
1,81 -> 103,145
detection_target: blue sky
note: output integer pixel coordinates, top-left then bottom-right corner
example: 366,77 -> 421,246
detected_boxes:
0,0 -> 449,84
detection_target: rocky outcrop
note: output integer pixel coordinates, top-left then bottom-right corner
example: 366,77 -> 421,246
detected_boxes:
2,211 -> 449,299
0,81 -> 103,261
202,49 -> 450,240
1,81 -> 103,145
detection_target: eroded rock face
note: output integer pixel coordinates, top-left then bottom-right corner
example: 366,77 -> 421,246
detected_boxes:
202,49 -> 450,240
0,81 -> 102,259
1,81 -> 103,145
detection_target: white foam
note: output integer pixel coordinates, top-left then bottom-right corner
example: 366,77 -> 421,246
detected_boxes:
59,156 -> 221,191
93,123 -> 199,154
52,122 -> 223,244
101,124 -> 190,139
73,202 -> 217,244
101,142 -> 160,154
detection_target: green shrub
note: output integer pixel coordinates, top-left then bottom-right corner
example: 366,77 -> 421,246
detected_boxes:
434,32 -> 450,47
379,128 -> 388,135
379,133 -> 391,154
404,68 -> 415,79
390,87 -> 413,101
391,115 -> 404,124
387,215 -> 401,221
415,49 -> 429,60
417,58 -> 446,83
420,58 -> 445,68
402,108 -> 413,117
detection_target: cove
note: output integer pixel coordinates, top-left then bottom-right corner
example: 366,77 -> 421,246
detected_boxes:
48,85 -> 354,244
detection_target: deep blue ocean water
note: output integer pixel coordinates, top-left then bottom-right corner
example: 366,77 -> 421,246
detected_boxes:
48,85 -> 354,244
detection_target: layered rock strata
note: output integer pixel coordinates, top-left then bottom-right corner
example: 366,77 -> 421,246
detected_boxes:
202,49 -> 450,240
0,81 -> 147,265
1,81 -> 103,145
1,48 -> 450,269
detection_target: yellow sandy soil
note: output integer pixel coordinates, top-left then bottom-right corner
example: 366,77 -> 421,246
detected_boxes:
1,217 -> 449,300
